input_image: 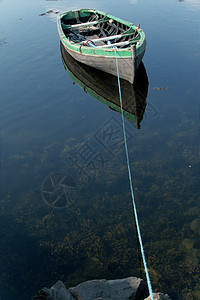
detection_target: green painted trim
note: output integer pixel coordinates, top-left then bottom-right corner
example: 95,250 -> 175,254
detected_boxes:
61,38 -> 133,57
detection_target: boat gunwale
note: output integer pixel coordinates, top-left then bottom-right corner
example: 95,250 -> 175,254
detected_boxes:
61,42 -> 136,60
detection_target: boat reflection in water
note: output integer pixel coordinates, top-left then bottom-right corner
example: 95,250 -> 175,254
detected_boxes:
60,43 -> 148,129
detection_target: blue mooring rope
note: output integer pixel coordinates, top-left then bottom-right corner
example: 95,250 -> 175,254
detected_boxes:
114,47 -> 154,300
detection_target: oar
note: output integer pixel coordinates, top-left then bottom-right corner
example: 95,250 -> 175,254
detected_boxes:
80,32 -> 135,44
94,38 -> 140,48
61,18 -> 108,30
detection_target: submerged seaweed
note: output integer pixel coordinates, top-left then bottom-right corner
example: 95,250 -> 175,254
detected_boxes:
0,109 -> 199,300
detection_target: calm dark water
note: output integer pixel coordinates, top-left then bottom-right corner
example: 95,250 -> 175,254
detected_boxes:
0,0 -> 199,299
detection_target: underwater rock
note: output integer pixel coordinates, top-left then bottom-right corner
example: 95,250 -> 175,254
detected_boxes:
39,10 -> 59,16
69,277 -> 147,300
33,277 -> 171,300
190,218 -> 200,234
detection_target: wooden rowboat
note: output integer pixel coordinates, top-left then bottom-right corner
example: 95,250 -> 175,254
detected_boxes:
57,9 -> 146,83
60,43 -> 148,129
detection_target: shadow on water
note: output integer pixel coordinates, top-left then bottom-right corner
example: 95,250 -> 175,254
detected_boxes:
60,43 -> 149,129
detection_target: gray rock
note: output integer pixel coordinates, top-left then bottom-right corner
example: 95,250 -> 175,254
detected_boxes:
144,292 -> 171,300
69,277 -> 147,300
33,280 -> 74,300
32,278 -> 171,300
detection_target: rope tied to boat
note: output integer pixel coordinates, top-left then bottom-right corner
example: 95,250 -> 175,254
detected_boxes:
114,47 -> 154,300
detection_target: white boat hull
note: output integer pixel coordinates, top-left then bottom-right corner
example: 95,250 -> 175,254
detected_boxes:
62,42 -> 145,83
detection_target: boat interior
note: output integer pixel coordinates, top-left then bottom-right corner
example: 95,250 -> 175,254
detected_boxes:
61,10 -> 140,48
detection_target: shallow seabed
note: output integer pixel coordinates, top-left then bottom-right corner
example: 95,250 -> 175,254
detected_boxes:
0,0 -> 199,299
